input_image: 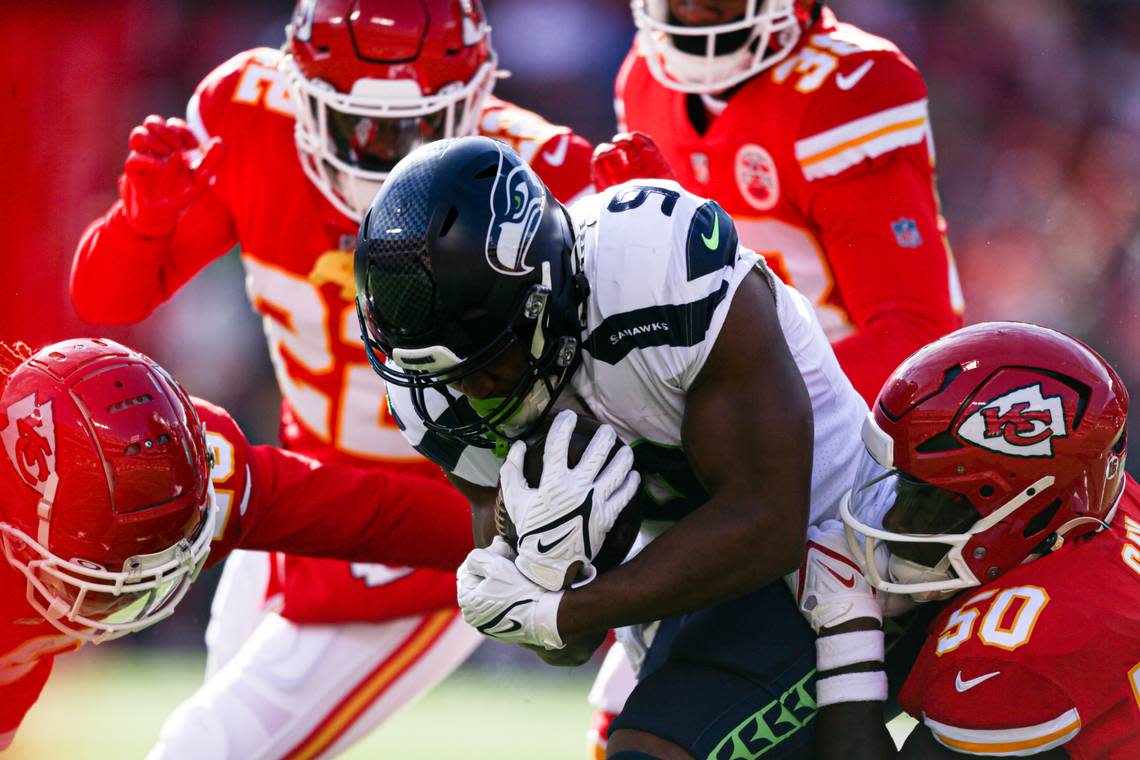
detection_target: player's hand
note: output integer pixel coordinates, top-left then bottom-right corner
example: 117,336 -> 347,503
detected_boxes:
501,410 -> 640,591
457,537 -> 565,649
591,131 -> 676,191
787,519 -> 883,633
118,115 -> 225,238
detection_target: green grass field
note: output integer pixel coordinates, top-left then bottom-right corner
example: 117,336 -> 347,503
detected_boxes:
9,650 -> 917,759
8,651 -> 598,760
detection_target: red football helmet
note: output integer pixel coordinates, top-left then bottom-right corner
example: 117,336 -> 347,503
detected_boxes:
631,0 -> 818,94
842,322 -> 1128,600
283,0 -> 498,221
0,339 -> 215,643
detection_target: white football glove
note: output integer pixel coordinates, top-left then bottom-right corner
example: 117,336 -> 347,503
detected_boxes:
457,537 -> 565,649
785,519 -> 883,633
501,409 -> 641,591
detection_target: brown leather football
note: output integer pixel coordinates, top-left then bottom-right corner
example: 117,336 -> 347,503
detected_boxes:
495,413 -> 645,587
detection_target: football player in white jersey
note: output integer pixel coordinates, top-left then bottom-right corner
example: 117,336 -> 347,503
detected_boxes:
355,138 -> 898,760
355,136 -> 895,758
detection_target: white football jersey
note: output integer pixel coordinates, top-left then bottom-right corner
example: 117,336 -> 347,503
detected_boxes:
388,180 -> 869,531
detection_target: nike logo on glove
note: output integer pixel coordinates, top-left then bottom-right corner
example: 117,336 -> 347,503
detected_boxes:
836,60 -> 874,91
477,599 -> 534,637
536,529 -> 575,554
542,135 -> 569,166
823,564 -> 856,589
954,671 -> 1000,692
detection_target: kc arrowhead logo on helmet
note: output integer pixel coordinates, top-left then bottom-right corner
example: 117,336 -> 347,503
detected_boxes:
485,144 -> 544,276
957,384 -> 1067,457
1,393 -> 56,492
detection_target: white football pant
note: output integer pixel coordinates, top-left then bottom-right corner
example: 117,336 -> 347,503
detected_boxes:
148,551 -> 483,760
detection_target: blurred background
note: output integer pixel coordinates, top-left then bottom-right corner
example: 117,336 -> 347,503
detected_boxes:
1,0 -> 1137,756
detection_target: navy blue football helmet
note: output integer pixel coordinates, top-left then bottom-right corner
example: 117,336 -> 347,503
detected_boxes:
355,136 -> 587,450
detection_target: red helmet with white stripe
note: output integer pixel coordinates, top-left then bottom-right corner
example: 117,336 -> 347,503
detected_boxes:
0,339 -> 215,643
842,323 -> 1128,599
284,0 -> 497,221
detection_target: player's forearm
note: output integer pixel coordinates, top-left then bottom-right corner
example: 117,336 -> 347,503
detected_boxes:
241,450 -> 474,570
832,308 -> 960,404
71,197 -> 236,324
555,493 -> 805,638
817,701 -> 896,759
446,474 -> 498,547
71,203 -> 176,323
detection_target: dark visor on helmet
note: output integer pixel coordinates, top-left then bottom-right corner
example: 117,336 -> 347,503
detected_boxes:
883,473 -> 980,567
326,108 -> 454,173
356,286 -> 579,451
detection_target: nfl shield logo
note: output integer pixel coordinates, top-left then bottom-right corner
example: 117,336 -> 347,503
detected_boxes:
891,218 -> 923,248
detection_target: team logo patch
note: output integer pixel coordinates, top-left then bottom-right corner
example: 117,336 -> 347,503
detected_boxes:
957,384 -> 1067,457
485,145 -> 544,277
891,218 -> 923,248
734,144 -> 779,211
1,393 -> 57,492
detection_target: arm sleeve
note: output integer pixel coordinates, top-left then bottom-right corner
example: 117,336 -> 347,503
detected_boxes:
237,443 -> 475,571
794,51 -> 963,403
808,151 -> 962,402
70,194 -> 237,324
0,658 -> 53,748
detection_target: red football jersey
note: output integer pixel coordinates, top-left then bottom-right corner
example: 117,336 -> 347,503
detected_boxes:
900,477 -> 1140,758
71,47 -> 592,622
616,8 -> 963,401
0,398 -> 473,745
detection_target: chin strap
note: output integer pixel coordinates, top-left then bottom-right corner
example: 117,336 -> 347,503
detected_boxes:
1046,515 -> 1113,552
36,472 -> 58,547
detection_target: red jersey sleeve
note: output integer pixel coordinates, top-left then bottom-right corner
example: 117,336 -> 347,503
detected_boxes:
0,658 -> 53,749
194,398 -> 473,572
67,51 -> 266,324
479,96 -> 594,202
796,50 -> 963,401
902,658 -> 1081,756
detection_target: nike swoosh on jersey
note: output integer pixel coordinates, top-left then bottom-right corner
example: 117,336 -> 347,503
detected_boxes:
836,60 -> 875,91
542,135 -> 569,166
954,670 -> 1001,692
536,528 -> 575,553
701,212 -> 719,250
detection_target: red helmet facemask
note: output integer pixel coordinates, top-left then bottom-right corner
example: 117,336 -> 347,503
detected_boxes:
0,339 -> 215,644
283,0 -> 498,221
841,322 -> 1128,600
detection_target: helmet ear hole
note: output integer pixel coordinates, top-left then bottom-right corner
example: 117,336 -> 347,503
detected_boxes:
439,206 -> 460,237
1022,498 -> 1063,538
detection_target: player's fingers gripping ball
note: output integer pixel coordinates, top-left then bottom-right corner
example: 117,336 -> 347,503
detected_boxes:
591,131 -> 677,190
456,537 -> 564,649
496,410 -> 645,591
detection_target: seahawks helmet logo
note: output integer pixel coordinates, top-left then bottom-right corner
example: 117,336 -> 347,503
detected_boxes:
485,146 -> 544,277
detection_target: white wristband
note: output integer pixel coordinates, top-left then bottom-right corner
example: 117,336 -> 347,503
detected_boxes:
816,629 -> 884,672
815,670 -> 888,707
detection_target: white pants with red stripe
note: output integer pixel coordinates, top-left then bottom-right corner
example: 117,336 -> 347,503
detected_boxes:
147,551 -> 483,760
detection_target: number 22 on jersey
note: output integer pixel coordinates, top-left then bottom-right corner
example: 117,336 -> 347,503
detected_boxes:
242,253 -> 418,462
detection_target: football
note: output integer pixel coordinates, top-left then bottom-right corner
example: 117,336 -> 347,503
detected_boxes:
496,413 -> 645,587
